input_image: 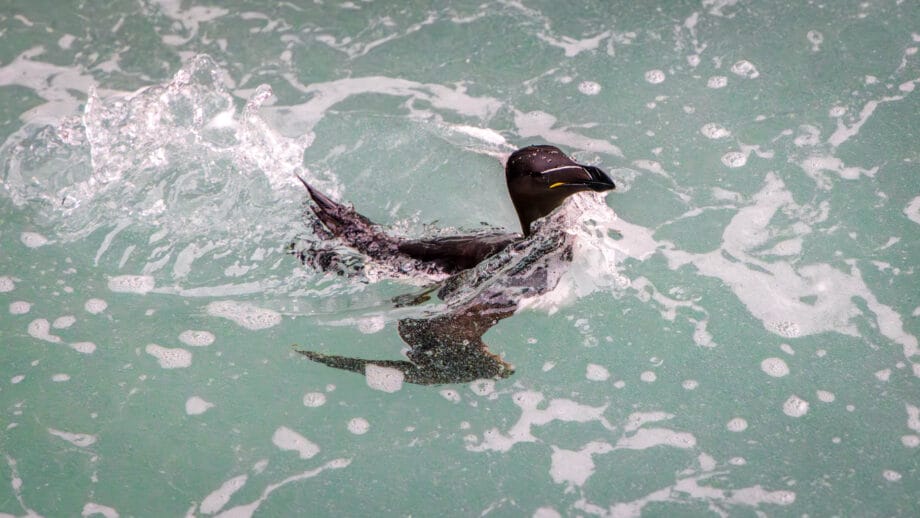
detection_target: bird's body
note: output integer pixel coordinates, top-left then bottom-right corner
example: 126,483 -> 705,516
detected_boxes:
293,145 -> 616,384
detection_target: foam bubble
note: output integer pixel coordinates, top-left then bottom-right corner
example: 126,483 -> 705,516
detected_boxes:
721,151 -> 747,168
48,428 -> 97,447
28,319 -> 61,343
53,315 -> 76,329
20,232 -> 49,248
883,470 -> 902,482
348,417 -> 370,435
682,379 -> 699,390
84,299 -> 108,314
731,60 -> 760,79
816,390 -> 835,403
11,375 -> 25,384
365,364 -> 404,393
586,364 -> 610,381
108,275 -> 155,294
707,76 -> 727,88
179,330 -> 215,347
0,276 -> 15,292
806,30 -> 823,51
272,426 -> 319,459
145,344 -> 192,368
470,379 -> 495,396
185,396 -> 214,415
9,302 -> 31,315
578,81 -> 601,95
440,389 -> 461,403
52,374 -> 70,382
782,395 -> 809,417
200,475 -> 247,515
303,392 -> 326,407
761,358 -> 789,377
700,123 -> 731,139
904,196 -> 920,225
644,70 -> 665,84
356,315 -> 385,334
901,435 -> 919,447
640,371 -> 657,383
726,417 -> 748,432
70,342 -> 96,354
206,301 -> 281,330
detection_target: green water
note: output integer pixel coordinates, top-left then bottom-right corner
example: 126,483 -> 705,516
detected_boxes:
1,1 -> 918,516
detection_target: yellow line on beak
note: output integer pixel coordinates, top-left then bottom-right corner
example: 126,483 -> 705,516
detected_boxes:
549,182 -> 566,189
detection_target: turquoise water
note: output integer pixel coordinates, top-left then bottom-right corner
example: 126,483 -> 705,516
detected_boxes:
1,1 -> 919,516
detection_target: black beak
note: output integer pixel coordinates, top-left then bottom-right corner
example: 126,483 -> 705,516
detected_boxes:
581,165 -> 616,192
546,164 -> 616,192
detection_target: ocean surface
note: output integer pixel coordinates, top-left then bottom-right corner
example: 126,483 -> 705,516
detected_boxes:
1,1 -> 918,516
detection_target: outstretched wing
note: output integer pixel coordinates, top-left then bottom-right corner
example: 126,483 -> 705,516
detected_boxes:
295,175 -> 517,274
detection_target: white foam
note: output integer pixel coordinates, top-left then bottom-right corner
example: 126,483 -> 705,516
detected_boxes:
806,30 -> 823,52
347,417 -> 370,435
440,389 -> 461,403
52,374 -> 70,382
81,503 -> 118,518
782,395 -> 809,417
720,151 -> 747,168
356,315 -> 385,334
9,301 -> 31,314
901,435 -> 919,448
905,196 -> 920,225
700,123 -> 731,139
0,276 -> 16,292
365,364 -> 404,393
883,470 -> 902,482
145,344 -> 192,369
726,418 -> 748,432
730,60 -> 760,79
107,275 -> 155,294
816,390 -> 835,403
53,315 -> 76,329
450,125 -> 507,146
875,369 -> 891,381
537,30 -> 611,58
302,392 -> 326,407
179,330 -> 215,346
28,319 -> 62,343
466,392 -> 612,453
48,428 -> 97,447
706,76 -> 727,89
760,358 -> 789,377
70,342 -> 96,354
11,375 -> 25,384
185,396 -> 214,415
20,232 -> 49,248
206,301 -> 281,330
640,371 -> 657,383
84,299 -> 108,314
272,426 -> 319,459
549,441 -> 612,488
682,380 -> 699,390
200,475 -> 247,515
469,379 -> 495,396
585,364 -> 610,381
644,70 -> 666,84
578,81 -> 601,95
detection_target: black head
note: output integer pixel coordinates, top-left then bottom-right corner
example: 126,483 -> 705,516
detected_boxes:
505,145 -> 616,236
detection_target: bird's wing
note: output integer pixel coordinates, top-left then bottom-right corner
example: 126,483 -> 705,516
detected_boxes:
396,232 -> 519,273
296,175 -> 518,274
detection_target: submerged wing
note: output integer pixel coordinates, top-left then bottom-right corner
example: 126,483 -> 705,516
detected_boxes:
397,232 -> 519,272
295,299 -> 516,385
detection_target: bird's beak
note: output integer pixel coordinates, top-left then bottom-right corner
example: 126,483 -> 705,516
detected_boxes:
547,165 -> 616,192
